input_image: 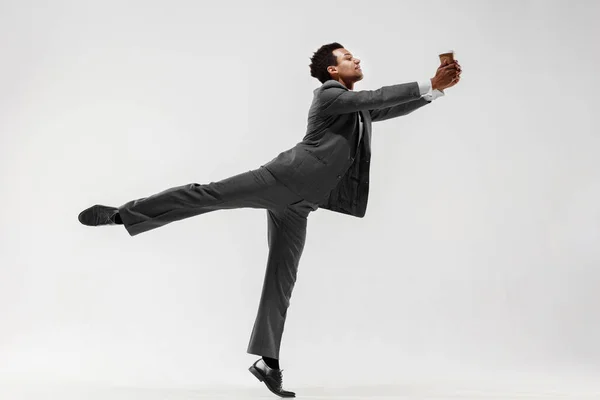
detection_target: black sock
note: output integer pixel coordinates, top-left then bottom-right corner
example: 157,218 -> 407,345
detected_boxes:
113,212 -> 123,224
262,356 -> 279,370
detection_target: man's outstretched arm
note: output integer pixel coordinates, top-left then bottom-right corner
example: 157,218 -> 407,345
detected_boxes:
319,82 -> 423,116
368,59 -> 462,121
318,60 -> 460,117
369,80 -> 445,122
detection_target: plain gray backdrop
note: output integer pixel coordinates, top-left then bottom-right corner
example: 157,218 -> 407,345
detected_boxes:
1,0 -> 599,393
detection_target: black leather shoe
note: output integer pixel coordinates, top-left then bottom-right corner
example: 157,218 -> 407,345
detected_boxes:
78,204 -> 119,226
249,358 -> 295,398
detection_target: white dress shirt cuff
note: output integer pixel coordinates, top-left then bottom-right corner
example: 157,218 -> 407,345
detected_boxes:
418,80 -> 445,101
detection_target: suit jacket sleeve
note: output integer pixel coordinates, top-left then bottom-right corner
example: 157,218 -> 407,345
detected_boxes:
369,97 -> 431,122
368,79 -> 445,122
319,82 -> 421,116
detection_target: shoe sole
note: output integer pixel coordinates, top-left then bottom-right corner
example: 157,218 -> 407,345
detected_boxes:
248,365 -> 295,398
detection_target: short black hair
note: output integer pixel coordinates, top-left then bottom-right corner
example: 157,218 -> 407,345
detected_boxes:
309,42 -> 344,84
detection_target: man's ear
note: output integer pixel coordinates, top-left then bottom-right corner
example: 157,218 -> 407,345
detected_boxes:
327,66 -> 337,76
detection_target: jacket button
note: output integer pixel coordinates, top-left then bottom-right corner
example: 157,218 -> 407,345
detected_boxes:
337,175 -> 341,179
366,160 -> 370,163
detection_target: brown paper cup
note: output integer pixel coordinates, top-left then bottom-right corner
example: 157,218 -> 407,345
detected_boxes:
439,51 -> 455,65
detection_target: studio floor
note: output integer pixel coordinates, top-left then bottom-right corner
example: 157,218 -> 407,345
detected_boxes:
1,381 -> 599,400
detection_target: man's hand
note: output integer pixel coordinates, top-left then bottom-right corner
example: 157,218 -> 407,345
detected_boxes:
431,59 -> 462,91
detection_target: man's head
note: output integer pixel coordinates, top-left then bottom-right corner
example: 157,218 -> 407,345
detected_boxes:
309,42 -> 363,88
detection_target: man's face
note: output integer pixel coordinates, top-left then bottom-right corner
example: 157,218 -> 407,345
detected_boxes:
328,48 -> 363,83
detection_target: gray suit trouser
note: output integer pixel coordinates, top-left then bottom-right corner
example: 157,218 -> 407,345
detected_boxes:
117,166 -> 318,359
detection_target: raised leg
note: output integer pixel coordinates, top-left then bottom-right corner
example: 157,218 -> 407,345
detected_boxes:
117,167 -> 299,236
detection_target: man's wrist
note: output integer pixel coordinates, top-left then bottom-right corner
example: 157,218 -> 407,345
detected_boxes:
430,77 -> 443,92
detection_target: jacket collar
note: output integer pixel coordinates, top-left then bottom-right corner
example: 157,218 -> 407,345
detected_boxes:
316,79 -> 349,92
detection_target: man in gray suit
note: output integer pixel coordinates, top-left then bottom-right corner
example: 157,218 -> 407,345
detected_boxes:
78,42 -> 461,398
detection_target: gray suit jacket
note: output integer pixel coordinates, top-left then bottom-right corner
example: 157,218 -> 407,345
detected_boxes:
262,79 -> 431,218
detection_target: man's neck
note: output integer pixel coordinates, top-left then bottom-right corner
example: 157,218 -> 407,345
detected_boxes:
336,78 -> 354,90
